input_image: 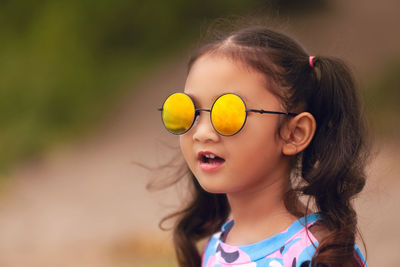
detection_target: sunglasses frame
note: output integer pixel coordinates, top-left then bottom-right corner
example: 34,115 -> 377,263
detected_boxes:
158,92 -> 298,136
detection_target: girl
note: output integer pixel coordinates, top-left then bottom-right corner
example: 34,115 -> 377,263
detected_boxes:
157,26 -> 370,267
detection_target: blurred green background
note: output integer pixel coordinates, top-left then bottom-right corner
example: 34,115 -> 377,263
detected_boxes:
0,0 -> 399,266
1,0 -> 398,174
0,0 -> 268,173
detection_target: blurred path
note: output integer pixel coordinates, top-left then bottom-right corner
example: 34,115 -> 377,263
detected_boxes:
356,142 -> 400,266
0,58 -> 187,266
0,0 -> 400,266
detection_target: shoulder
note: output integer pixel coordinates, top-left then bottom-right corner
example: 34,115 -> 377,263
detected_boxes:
276,219 -> 319,267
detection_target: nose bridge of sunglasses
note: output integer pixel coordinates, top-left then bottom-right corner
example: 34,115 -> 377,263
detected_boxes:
194,108 -> 212,125
196,108 -> 211,113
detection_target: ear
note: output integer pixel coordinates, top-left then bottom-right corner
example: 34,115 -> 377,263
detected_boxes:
281,112 -> 316,156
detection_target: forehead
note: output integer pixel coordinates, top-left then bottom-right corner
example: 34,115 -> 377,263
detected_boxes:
184,54 -> 280,107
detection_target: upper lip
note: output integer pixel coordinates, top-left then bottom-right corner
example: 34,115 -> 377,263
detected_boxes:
197,150 -> 224,160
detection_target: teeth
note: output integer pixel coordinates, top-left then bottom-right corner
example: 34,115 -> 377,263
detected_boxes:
205,154 -> 216,159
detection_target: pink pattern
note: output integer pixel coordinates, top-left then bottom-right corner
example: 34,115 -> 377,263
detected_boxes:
282,228 -> 317,266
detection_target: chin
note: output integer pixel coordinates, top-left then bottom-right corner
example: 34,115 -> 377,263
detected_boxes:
198,182 -> 237,195
203,187 -> 226,194
196,180 -> 227,194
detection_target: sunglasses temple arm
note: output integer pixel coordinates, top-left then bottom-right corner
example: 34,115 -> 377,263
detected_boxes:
157,106 -> 297,116
247,109 -> 298,116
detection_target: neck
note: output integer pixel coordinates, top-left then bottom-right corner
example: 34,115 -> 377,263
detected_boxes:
225,172 -> 298,245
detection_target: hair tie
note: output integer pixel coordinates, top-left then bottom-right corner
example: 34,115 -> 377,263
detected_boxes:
309,56 -> 315,68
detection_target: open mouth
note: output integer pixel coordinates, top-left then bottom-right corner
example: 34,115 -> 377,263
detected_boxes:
198,152 -> 225,171
200,154 -> 225,164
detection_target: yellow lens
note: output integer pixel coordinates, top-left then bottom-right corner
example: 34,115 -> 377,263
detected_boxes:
162,93 -> 195,134
211,94 -> 246,135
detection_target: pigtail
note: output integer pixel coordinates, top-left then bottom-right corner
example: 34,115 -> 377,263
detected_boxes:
301,56 -> 369,266
166,173 -> 229,267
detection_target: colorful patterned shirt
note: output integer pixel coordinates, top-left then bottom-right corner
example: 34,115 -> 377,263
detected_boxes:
202,213 -> 367,267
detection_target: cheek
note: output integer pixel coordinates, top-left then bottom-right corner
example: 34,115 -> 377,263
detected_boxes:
246,116 -> 282,151
179,136 -> 187,154
179,135 -> 192,164
227,137 -> 283,189
233,121 -> 283,167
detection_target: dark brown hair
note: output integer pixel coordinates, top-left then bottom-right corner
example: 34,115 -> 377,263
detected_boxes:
159,25 -> 370,267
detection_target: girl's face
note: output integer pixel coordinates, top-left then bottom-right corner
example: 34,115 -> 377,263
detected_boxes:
180,54 -> 290,196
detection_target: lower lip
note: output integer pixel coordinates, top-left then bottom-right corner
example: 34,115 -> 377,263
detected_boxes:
199,161 -> 225,172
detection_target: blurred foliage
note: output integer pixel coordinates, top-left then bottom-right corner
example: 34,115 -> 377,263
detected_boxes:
0,0 -> 382,175
363,59 -> 400,139
0,0 -> 282,173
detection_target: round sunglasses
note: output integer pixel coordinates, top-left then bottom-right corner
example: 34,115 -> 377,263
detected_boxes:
158,92 -> 297,136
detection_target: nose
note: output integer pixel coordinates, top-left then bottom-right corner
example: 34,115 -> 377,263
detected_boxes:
192,111 -> 220,143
